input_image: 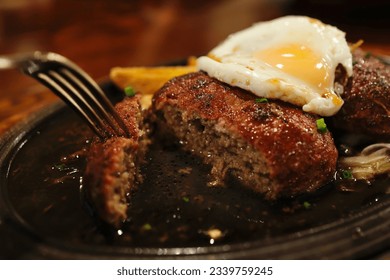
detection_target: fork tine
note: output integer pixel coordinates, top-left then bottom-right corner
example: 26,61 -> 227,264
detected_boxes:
35,72 -> 109,139
47,68 -> 120,137
21,51 -> 131,139
58,67 -> 130,138
55,57 -> 131,138
46,69 -> 119,136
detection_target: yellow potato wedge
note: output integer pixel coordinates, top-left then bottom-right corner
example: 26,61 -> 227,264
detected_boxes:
110,65 -> 197,109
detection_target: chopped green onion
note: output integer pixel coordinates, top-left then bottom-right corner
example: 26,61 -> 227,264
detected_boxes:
124,85 -> 135,97
316,118 -> 327,133
303,201 -> 311,209
255,97 -> 268,103
342,170 -> 353,179
141,223 -> 152,231
182,196 -> 190,203
53,163 -> 67,171
364,52 -> 372,59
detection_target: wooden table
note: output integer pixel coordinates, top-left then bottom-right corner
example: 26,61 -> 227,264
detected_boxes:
0,0 -> 389,135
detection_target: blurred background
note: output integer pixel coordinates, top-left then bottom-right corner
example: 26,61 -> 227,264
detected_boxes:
0,0 -> 389,133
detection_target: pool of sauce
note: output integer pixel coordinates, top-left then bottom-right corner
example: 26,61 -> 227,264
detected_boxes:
4,104 -> 389,251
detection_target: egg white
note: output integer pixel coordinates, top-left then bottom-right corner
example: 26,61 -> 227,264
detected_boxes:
197,16 -> 353,116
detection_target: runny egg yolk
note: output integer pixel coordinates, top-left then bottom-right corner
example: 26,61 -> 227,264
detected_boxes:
255,44 -> 332,96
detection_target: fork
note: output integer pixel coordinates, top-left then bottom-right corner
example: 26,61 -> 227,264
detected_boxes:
0,51 -> 130,139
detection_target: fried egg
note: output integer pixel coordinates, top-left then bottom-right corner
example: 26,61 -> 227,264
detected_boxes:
196,16 -> 353,116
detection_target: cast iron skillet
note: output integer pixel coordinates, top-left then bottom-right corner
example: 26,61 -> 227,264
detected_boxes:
0,81 -> 389,259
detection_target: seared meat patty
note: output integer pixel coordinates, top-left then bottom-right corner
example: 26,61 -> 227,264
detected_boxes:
84,96 -> 148,227
331,48 -> 390,139
152,71 -> 338,199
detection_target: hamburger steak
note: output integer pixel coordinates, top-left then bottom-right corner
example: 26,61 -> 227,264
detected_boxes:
331,48 -> 390,139
86,49 -> 388,225
152,71 -> 338,199
84,96 -> 148,227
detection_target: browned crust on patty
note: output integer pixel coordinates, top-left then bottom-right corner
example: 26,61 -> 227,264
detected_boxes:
84,137 -> 138,227
152,71 -> 338,199
332,48 -> 390,139
84,96 -> 147,227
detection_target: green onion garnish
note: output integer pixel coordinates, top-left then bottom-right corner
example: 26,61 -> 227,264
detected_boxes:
182,196 -> 190,203
53,163 -> 67,171
141,223 -> 152,231
303,201 -> 311,209
316,118 -> 327,133
342,170 -> 353,179
255,97 -> 268,103
124,85 -> 135,97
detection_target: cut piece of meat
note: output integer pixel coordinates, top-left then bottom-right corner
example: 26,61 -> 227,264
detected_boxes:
152,71 -> 338,199
84,96 -> 148,227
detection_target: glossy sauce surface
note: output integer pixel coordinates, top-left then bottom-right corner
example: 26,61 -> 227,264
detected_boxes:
5,97 -> 389,249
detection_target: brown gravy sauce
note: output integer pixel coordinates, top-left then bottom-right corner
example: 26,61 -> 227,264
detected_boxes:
6,104 -> 389,248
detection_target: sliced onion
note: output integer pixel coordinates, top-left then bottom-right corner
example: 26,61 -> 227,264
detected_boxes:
340,143 -> 390,180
